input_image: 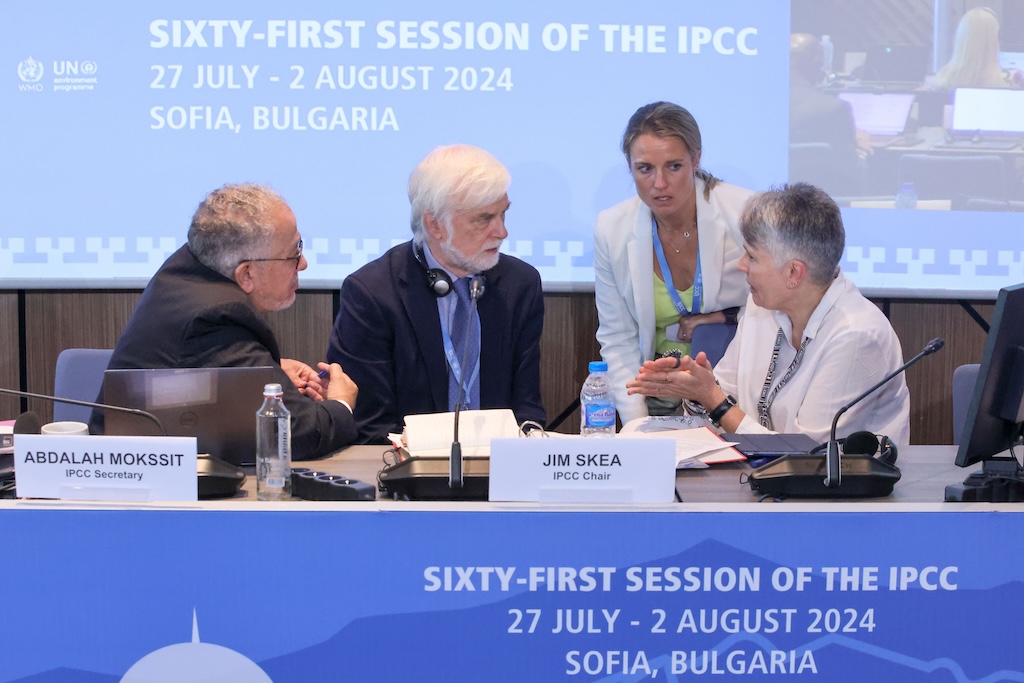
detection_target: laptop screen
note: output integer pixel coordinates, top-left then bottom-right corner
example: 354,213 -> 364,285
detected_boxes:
838,92 -> 915,135
102,366 -> 278,466
951,88 -> 1024,136
1000,51 -> 1024,71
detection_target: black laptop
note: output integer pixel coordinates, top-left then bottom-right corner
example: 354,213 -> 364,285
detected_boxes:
102,366 -> 278,466
729,433 -> 820,467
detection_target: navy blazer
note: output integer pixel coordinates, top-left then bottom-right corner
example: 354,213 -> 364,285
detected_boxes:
327,241 -> 545,444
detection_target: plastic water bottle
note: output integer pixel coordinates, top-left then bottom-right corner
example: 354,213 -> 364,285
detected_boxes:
580,361 -> 616,436
895,182 -> 918,209
256,383 -> 292,501
820,35 -> 834,77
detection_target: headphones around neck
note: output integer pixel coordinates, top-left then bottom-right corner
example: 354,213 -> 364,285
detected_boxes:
414,244 -> 487,300
812,431 -> 898,466
414,244 -> 454,297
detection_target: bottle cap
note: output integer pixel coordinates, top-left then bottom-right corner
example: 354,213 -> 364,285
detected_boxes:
263,383 -> 284,396
588,361 -> 608,373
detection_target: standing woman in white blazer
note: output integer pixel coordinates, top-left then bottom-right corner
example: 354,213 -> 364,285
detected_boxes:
594,102 -> 754,424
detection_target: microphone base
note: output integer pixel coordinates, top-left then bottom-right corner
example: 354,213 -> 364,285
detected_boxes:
748,453 -> 901,499
450,442 -> 463,490
379,455 -> 489,501
197,454 -> 246,499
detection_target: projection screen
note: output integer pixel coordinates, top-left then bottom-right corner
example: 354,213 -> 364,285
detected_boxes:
2,0 -> 1022,297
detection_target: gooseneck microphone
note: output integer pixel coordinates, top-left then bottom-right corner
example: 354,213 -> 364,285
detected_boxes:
0,387 -> 167,436
823,337 -> 944,488
450,274 -> 486,490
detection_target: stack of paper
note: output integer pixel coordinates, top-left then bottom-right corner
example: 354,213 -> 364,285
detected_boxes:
399,409 -> 520,456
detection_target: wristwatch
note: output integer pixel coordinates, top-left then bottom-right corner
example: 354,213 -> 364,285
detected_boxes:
708,394 -> 737,427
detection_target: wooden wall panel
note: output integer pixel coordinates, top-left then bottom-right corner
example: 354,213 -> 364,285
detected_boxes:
22,290 -> 140,422
9,289 -> 996,444
540,293 -> 602,434
265,291 -> 335,368
888,298 -> 991,445
0,293 -> 20,418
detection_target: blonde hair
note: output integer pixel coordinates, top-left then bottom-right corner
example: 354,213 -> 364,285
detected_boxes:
932,8 -> 1011,89
622,102 -> 720,200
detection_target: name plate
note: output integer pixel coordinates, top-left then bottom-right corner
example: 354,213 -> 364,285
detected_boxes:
14,435 -> 198,502
489,437 -> 676,503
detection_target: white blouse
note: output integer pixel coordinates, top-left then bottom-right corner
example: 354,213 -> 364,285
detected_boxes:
713,272 -> 911,444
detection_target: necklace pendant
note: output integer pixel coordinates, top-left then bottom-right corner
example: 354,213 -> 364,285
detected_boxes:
682,230 -> 691,238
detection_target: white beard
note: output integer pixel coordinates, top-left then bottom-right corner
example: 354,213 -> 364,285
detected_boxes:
437,233 -> 501,274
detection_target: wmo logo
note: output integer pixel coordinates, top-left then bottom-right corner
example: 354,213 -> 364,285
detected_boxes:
17,56 -> 44,92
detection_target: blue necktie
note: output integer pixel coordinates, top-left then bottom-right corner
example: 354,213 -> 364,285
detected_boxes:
448,277 -> 479,411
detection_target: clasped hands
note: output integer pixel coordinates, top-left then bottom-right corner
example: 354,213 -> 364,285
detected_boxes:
625,351 -> 727,411
281,358 -> 359,406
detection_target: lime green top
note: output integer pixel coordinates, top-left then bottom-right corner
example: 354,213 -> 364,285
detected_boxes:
653,272 -> 694,357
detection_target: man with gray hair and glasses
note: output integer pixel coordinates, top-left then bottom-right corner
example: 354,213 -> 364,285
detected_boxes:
94,183 -> 358,458
327,144 -> 546,444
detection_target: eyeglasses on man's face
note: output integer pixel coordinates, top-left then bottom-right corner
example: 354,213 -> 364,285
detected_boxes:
239,238 -> 303,270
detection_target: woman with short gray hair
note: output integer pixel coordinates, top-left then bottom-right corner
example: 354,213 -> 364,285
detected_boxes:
627,183 -> 911,444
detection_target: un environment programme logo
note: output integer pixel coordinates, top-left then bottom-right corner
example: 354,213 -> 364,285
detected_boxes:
17,56 -> 44,91
120,610 -> 273,682
16,56 -> 99,92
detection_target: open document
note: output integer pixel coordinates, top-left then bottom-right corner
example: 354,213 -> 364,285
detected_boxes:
392,410 -> 744,468
619,415 -> 745,469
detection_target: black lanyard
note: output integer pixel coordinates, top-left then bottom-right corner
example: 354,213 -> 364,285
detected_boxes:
757,328 -> 810,430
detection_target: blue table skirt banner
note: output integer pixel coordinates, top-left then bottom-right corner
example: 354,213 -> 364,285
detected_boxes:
2,508 -> 1022,682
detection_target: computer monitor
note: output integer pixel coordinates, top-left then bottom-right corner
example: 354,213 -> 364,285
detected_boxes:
946,283 -> 1024,502
950,88 -> 1024,136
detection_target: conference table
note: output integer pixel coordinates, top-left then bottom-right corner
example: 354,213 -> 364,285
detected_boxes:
2,445 -> 1022,682
291,443 -> 971,504
860,126 -> 1024,201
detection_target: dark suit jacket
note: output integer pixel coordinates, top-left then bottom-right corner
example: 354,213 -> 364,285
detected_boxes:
327,241 -> 546,444
93,245 -> 357,459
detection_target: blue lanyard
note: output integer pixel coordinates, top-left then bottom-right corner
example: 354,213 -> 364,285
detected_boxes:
651,216 -> 702,315
439,302 -> 480,407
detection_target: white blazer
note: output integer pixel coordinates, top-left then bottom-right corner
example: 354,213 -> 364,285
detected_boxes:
594,178 -> 753,424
